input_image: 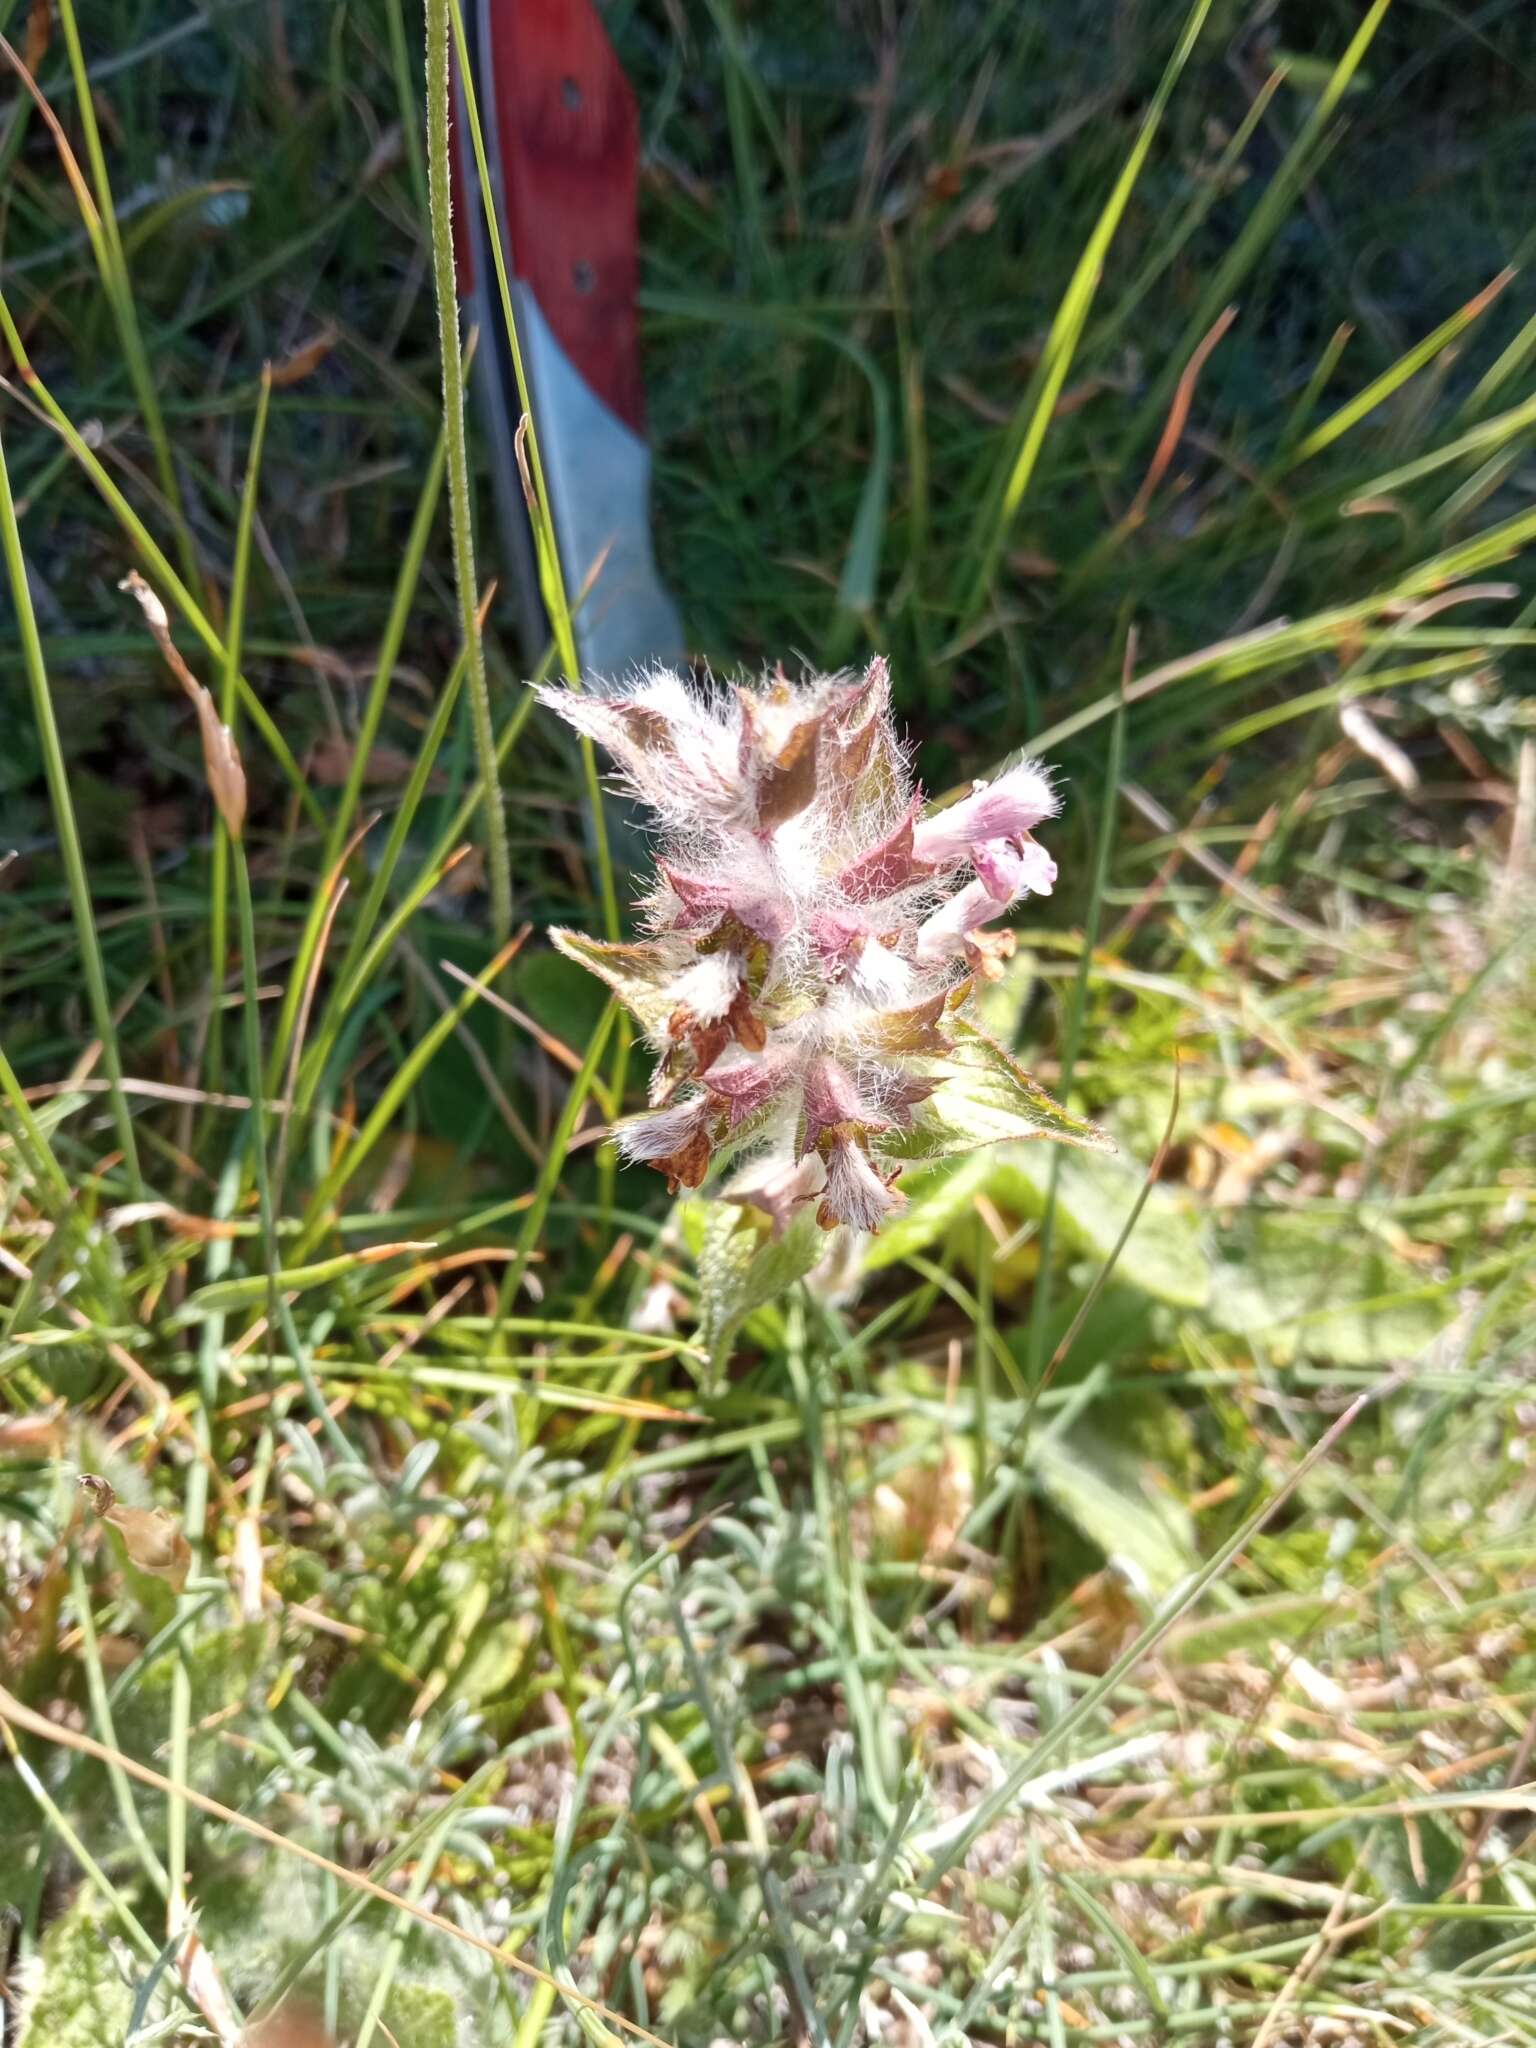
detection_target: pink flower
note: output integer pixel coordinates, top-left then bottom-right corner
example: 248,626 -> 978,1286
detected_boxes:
730,1151 -> 826,1236
972,832 -> 1057,902
615,1094 -> 714,1190
818,1138 -> 904,1232
914,879 -> 1014,967
801,1057 -> 877,1152
541,657 -> 1083,1234
910,761 -> 1057,871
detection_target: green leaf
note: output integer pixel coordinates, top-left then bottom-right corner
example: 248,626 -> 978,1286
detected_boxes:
988,1146 -> 1211,1310
1031,1424 -> 1196,1594
688,1202 -> 825,1374
889,1018 -> 1114,1163
548,929 -> 678,1034
864,1135 -> 1210,1310
16,1895 -> 132,2048
515,946 -> 612,1046
1208,1212 -> 1452,1364
1360,1811 -> 1465,1906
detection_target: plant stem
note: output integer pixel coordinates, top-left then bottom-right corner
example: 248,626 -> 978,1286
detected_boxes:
234,844 -> 351,1461
206,371 -> 272,1106
423,0 -> 512,943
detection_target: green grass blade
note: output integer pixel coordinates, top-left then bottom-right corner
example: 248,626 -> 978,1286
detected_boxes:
0,420 -> 147,1210
915,1380 -> 1385,1895
1458,303 -> 1536,423
495,997 -> 619,1317
1340,388 -> 1536,505
1273,320 -> 1356,463
293,642 -> 537,1123
52,0 -> 202,597
1123,0 -> 1393,462
1093,63 -> 1286,359
295,930 -> 529,1257
265,430 -> 448,1096
962,0 -> 1216,612
0,295 -> 322,827
1025,683 -> 1125,1378
442,0 -> 623,960
0,1039 -> 74,1216
384,0 -> 431,228
1291,266 -> 1514,465
424,0 -> 512,942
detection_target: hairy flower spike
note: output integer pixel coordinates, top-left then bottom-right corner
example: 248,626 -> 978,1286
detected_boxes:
540,658 -> 1108,1234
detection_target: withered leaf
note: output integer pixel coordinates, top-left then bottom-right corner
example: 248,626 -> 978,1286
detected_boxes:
754,716 -> 822,830
79,1474 -> 192,1593
106,1505 -> 192,1593
119,572 -> 246,838
269,323 -> 339,388
187,680 -> 247,840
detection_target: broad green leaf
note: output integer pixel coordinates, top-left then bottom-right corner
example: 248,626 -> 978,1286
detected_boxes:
515,945 -> 612,1046
889,1018 -> 1113,1163
548,928 -> 678,1034
988,1146 -> 1211,1309
1360,1811 -> 1465,1906
865,1139 -> 1210,1310
1209,1212 -> 1452,1364
1032,1424 -> 1196,1594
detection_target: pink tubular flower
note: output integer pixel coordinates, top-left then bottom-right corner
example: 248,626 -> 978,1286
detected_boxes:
819,1137 -> 902,1232
800,1056 -> 875,1152
910,761 -> 1057,869
540,656 -> 1099,1234
731,1150 -> 826,1236
616,1094 -> 713,1190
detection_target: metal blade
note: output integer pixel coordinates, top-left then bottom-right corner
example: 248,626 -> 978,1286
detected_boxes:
456,0 -> 683,681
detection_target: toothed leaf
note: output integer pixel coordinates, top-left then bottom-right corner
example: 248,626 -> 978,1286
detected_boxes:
690,1202 -> 825,1373
548,929 -> 683,1034
887,1017 -> 1113,1162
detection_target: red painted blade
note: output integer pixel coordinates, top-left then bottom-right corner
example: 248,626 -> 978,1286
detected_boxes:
478,0 -> 647,437
452,0 -> 682,676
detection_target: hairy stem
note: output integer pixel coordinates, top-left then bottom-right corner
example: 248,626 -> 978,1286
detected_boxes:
424,0 -> 513,942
